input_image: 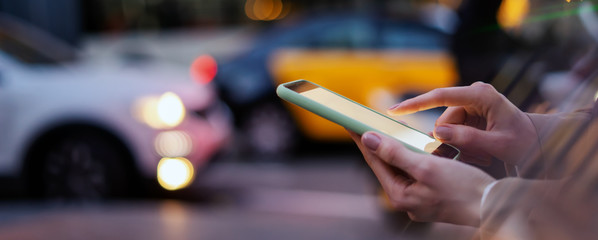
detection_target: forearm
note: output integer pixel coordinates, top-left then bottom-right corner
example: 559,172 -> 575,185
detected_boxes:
479,178 -> 563,239
526,111 -> 590,146
479,176 -> 598,240
521,111 -> 592,178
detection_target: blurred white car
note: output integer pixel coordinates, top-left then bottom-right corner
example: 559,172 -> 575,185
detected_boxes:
0,15 -> 231,199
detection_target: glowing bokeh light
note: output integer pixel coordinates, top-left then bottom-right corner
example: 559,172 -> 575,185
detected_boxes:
157,157 -> 195,191
497,0 -> 530,30
133,92 -> 186,129
134,97 -> 163,129
253,0 -> 274,20
155,130 -> 193,157
157,92 -> 186,128
190,55 -> 217,84
245,0 -> 288,21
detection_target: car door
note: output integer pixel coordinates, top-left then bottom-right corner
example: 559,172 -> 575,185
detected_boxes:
270,17 -> 377,94
268,17 -> 378,140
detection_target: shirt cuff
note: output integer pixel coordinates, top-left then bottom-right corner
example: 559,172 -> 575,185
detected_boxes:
480,180 -> 498,219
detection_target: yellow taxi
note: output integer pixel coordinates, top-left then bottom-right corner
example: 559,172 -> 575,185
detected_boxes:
216,13 -> 457,153
268,26 -> 457,141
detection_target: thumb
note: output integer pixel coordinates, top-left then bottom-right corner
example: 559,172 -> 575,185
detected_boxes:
434,124 -> 497,155
362,132 -> 423,176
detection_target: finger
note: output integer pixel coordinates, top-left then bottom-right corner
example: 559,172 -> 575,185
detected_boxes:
435,106 -> 466,126
362,132 -> 436,180
350,130 -> 414,188
433,124 -> 499,158
399,184 -> 438,210
357,138 -> 414,195
348,129 -> 371,157
387,83 -> 496,116
387,87 -> 476,115
386,185 -> 424,211
347,129 -> 361,141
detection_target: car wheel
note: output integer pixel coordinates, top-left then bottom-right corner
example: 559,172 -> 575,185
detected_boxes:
28,129 -> 132,200
243,101 -> 298,156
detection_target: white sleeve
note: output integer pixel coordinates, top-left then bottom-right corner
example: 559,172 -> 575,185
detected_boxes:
480,181 -> 499,218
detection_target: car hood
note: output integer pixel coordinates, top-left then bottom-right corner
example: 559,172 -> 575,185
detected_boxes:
8,60 -> 216,110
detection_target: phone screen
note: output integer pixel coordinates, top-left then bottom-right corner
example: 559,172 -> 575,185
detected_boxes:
287,81 -> 459,158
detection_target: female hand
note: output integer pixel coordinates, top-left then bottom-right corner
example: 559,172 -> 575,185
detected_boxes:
350,131 -> 495,226
388,82 -> 538,166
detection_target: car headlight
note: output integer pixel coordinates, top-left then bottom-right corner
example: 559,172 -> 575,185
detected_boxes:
157,157 -> 195,191
157,92 -> 186,127
154,130 -> 192,158
134,92 -> 186,129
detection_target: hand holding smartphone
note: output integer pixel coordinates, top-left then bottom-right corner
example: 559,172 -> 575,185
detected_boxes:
276,80 -> 460,159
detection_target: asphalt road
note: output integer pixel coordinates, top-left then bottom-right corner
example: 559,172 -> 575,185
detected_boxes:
0,151 -> 478,240
0,25 -> 489,239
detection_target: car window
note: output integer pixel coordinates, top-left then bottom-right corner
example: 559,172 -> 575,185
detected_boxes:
0,31 -> 58,64
284,19 -> 375,49
312,20 -> 374,49
380,24 -> 448,50
0,16 -> 77,65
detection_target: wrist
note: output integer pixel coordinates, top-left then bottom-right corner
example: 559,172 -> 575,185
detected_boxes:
461,177 -> 496,227
468,178 -> 495,226
480,181 -> 498,214
515,113 -> 544,168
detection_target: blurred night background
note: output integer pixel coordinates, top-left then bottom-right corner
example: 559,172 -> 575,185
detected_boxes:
0,0 -> 596,239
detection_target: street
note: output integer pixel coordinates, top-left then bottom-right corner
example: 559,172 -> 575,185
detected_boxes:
0,23 -> 477,240
0,0 -> 596,238
0,150 -> 477,240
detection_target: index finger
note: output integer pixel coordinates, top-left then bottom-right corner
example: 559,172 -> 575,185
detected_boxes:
387,83 -> 488,116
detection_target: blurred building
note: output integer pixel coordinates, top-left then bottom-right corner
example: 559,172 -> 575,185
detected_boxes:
0,0 -> 449,39
80,0 -> 438,32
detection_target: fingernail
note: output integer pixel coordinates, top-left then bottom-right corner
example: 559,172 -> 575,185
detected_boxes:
363,133 -> 381,151
388,103 -> 402,111
434,126 -> 452,141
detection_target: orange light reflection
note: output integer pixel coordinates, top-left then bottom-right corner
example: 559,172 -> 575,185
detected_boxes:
245,0 -> 288,21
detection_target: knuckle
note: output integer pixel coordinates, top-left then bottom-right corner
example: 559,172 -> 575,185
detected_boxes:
381,143 -> 405,167
386,191 -> 412,211
429,88 -> 445,99
474,83 -> 497,98
377,141 -> 394,160
413,160 -> 435,179
493,133 -> 513,153
386,186 -> 406,202
454,129 -> 475,146
472,81 -> 492,90
386,187 -> 399,201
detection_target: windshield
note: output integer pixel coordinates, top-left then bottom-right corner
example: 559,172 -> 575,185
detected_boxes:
0,15 -> 77,64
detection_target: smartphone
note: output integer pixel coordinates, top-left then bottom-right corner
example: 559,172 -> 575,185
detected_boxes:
276,80 -> 460,159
